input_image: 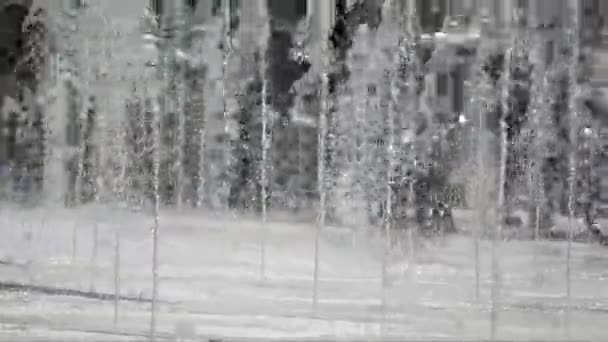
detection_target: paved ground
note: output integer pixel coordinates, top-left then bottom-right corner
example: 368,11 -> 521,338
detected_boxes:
0,204 -> 607,340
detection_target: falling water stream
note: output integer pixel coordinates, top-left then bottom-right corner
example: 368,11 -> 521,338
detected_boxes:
313,39 -> 329,315
470,13 -> 495,302
565,0 -> 582,335
174,5 -> 187,210
260,26 -> 269,281
150,93 -> 161,341
221,0 -> 233,210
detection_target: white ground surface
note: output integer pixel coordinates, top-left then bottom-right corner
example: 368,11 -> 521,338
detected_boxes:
0,204 -> 607,341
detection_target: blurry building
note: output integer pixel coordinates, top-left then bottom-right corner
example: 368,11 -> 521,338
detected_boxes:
580,0 -> 608,217
0,0 -> 32,165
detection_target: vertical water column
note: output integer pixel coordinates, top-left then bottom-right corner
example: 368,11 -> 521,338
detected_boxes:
400,3 -> 421,257
148,87 -> 162,342
338,25 -> 371,226
75,3 -> 92,205
220,0 -> 234,210
171,0 -> 187,209
149,1 -> 167,338
255,0 -> 271,280
491,6 -> 514,339
149,92 -> 161,341
382,67 -> 396,320
565,0 -> 581,336
41,2 -> 69,206
81,3 -> 111,203
308,0 -> 332,314
469,9 -> 495,302
525,26 -> 555,243
152,0 -> 187,207
58,0 -> 82,206
188,4 -> 211,208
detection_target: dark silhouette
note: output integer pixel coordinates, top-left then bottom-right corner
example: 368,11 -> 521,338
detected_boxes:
0,1 -> 46,199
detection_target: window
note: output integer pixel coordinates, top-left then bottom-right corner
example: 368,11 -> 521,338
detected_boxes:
420,47 -> 433,64
451,65 -> 464,114
367,83 -> 377,96
150,0 -> 162,17
336,0 -> 347,17
417,0 -> 448,32
212,0 -> 222,16
295,0 -> 307,18
229,0 -> 240,32
545,40 -> 554,65
417,0 -> 432,32
211,0 -> 241,31
186,0 -> 199,11
71,0 -> 85,9
149,0 -> 196,16
268,0 -> 307,22
436,72 -> 448,96
517,0 -> 526,10
434,0 -> 448,30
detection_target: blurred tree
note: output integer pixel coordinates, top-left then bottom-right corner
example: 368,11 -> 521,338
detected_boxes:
265,0 -> 310,209
79,95 -> 99,202
183,62 -> 207,206
0,1 -> 46,200
227,53 -> 264,210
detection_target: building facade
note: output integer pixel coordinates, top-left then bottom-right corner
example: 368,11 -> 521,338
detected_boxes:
1,0 -> 605,217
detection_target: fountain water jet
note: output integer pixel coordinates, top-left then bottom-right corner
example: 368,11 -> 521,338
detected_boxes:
469,12 -> 496,301
220,0 -> 234,211
565,0 -> 582,336
149,94 -> 161,341
312,42 -> 329,316
173,0 -> 187,210
259,6 -> 270,281
491,11 -> 515,339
